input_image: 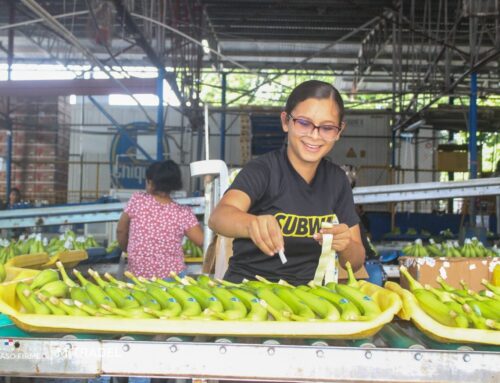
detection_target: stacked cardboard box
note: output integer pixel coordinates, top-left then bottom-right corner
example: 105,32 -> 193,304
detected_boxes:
399,256 -> 499,291
0,96 -> 70,204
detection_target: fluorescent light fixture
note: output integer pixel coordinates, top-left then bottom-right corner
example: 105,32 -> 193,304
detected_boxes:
201,39 -> 210,54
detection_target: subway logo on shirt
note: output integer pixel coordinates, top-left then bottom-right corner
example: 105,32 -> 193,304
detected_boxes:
275,213 -> 338,238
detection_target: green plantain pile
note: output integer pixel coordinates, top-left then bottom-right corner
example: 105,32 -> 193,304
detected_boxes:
14,261 -> 384,322
402,237 -> 499,258
400,266 -> 500,330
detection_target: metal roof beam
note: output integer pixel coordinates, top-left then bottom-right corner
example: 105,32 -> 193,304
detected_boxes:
111,0 -> 183,103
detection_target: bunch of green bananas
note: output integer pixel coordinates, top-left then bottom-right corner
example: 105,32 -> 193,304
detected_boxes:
402,238 -> 499,258
182,239 -> 203,258
439,228 -> 455,239
400,266 -> 500,330
0,243 -> 18,265
401,239 -> 429,257
440,241 -> 461,257
13,262 -> 384,322
425,238 -> 443,257
0,231 -> 106,264
461,238 -> 498,258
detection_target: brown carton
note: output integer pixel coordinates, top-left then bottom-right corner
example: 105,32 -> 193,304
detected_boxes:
399,256 -> 490,291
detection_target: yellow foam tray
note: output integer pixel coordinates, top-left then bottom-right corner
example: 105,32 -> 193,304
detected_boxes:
385,281 -> 500,345
0,267 -> 401,339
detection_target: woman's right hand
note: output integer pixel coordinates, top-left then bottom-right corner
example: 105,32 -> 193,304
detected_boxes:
247,215 -> 284,256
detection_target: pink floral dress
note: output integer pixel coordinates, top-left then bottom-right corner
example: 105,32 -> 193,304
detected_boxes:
124,192 -> 199,278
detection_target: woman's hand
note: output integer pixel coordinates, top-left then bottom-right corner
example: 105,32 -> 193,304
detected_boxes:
248,215 -> 284,256
313,223 -> 352,252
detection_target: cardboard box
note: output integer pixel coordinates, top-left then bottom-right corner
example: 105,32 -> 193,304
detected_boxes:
437,151 -> 482,172
399,256 -> 490,291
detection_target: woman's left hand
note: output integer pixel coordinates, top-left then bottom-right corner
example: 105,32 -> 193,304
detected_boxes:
313,224 -> 352,252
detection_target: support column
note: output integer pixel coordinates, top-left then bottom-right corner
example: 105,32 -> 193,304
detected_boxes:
219,72 -> 227,161
5,4 -> 15,204
156,67 -> 165,161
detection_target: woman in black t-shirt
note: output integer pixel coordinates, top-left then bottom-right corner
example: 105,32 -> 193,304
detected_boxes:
209,80 -> 366,285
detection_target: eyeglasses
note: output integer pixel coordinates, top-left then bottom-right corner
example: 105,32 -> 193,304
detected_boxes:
287,114 -> 343,141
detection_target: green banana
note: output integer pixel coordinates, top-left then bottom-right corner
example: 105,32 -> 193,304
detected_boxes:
485,319 -> 500,330
401,267 -> 462,327
72,300 -> 99,316
481,279 -> 500,295
69,286 -> 96,308
166,286 -> 202,317
15,282 -> 35,313
50,297 -> 89,316
30,269 -> 60,290
36,292 -> 66,315
142,285 -> 182,315
292,288 -> 340,320
258,299 -> 291,321
334,284 -> 381,319
100,304 -> 154,319
72,269 -> 117,308
210,286 -> 247,320
24,290 -> 51,315
462,304 -> 489,329
149,277 -> 177,289
412,289 -> 461,327
481,290 -> 500,301
196,274 -> 215,289
345,261 -> 360,288
143,306 -> 182,319
183,284 -> 224,313
103,272 -> 129,288
105,285 -> 140,309
228,288 -> 268,321
400,266 -> 424,291
0,263 -> 6,282
125,284 -> 161,310
243,280 -> 270,290
273,286 -> 316,320
88,268 -> 110,288
38,280 -> 69,298
123,271 -> 146,287
309,286 -> 362,320
254,287 -> 293,317
424,285 -> 467,317
88,269 -> 139,309
466,299 -> 500,321
55,261 -> 77,287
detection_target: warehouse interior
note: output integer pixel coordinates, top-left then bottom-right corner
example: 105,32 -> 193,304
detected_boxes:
0,0 -> 499,382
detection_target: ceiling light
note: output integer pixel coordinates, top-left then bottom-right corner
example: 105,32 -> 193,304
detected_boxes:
201,39 -> 210,54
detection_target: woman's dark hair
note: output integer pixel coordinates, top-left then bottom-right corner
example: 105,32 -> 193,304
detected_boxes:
146,160 -> 182,194
284,80 -> 345,122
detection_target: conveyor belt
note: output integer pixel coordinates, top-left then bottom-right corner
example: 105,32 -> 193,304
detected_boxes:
0,317 -> 498,382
